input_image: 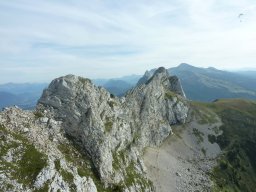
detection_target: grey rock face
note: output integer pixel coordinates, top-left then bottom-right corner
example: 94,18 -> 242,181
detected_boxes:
0,107 -> 97,192
168,76 -> 186,98
38,67 -> 189,190
136,70 -> 153,86
137,67 -> 186,97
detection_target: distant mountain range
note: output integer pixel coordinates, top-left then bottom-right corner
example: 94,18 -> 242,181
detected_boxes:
95,63 -> 256,102
0,83 -> 48,109
92,74 -> 141,96
234,71 -> 256,80
170,63 -> 256,101
0,63 -> 255,109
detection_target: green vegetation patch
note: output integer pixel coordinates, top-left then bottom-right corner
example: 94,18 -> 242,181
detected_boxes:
17,145 -> 47,185
191,102 -> 219,124
112,149 -> 153,191
57,142 -> 95,179
104,117 -> 113,133
201,147 -> 206,156
78,77 -> 92,84
125,162 -> 153,190
108,100 -> 117,109
34,111 -> 44,119
60,168 -> 74,184
192,128 -> 204,143
193,99 -> 256,192
112,150 -> 126,171
208,134 -> 217,144
165,91 -> 177,100
111,159 -> 153,191
0,124 -> 47,189
57,140 -> 113,192
0,124 -> 8,133
54,159 -> 61,172
53,158 -> 76,191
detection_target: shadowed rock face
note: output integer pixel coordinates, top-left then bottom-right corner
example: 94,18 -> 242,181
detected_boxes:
37,67 -> 189,189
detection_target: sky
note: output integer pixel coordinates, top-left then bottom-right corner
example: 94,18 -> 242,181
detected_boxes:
0,0 -> 256,83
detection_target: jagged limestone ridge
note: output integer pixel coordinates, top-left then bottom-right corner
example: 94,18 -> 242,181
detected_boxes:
37,67 -> 189,191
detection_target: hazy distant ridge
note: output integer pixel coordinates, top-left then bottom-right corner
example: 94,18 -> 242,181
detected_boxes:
1,64 -> 256,109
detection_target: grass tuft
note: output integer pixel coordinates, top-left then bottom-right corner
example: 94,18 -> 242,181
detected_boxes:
34,111 -> 44,119
104,117 -> 113,133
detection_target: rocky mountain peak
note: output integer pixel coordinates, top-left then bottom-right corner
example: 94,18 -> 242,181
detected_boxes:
136,67 -> 186,98
137,67 -> 169,86
154,66 -> 167,74
37,67 -> 189,189
147,67 -> 169,83
0,67 -> 189,191
177,63 -> 194,69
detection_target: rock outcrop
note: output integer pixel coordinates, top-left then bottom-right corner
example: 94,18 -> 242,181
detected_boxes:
137,68 -> 186,97
37,67 -> 189,190
0,106 -> 97,192
0,67 -> 189,192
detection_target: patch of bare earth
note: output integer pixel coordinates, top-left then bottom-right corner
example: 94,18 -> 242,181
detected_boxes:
143,110 -> 222,192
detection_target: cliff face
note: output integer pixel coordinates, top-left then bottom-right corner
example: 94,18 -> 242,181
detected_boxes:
37,67 -> 188,190
0,67 -> 189,192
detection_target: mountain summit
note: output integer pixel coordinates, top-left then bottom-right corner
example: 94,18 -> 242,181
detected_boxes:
176,63 -> 196,69
37,67 -> 188,189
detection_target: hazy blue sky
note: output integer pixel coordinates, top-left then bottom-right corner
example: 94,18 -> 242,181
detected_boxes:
0,0 -> 256,83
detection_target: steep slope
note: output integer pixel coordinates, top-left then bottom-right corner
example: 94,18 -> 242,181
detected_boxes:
144,99 -> 222,192
144,98 -> 256,192
201,99 -> 256,192
170,63 -> 256,101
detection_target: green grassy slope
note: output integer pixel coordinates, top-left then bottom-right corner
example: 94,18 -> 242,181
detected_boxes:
193,99 -> 256,192
170,64 -> 256,102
